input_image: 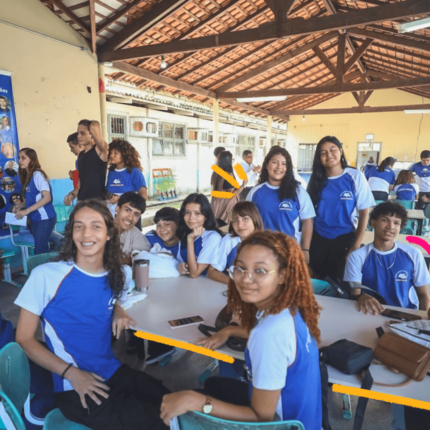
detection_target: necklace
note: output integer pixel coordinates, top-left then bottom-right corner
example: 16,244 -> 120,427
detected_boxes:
375,250 -> 396,270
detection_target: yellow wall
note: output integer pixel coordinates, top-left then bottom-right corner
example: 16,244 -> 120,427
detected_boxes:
0,0 -> 101,178
288,89 -> 430,166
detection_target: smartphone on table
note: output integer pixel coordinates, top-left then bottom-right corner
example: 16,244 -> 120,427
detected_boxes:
380,308 -> 422,322
168,315 -> 204,329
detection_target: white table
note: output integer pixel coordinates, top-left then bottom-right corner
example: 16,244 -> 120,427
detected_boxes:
127,276 -> 430,403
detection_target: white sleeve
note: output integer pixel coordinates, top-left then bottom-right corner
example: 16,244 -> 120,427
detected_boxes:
297,186 -> 315,220
117,265 -> 134,302
343,248 -> 365,284
410,248 -> 430,287
211,235 -> 230,272
413,184 -> 420,193
353,170 -> 375,210
197,231 -> 222,265
248,312 -> 296,390
246,186 -> 257,202
33,171 -> 50,193
393,185 -> 399,194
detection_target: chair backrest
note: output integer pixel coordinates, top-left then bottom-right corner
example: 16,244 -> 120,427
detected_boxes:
400,219 -> 418,235
374,200 -> 385,205
53,205 -> 73,224
425,204 -> 430,220
0,343 -> 30,430
311,279 -> 337,297
395,199 -> 415,209
27,252 -> 59,275
178,411 -> 305,430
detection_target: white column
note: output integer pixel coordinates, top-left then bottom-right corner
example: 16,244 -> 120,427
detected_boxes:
213,99 -> 220,149
98,63 -> 108,141
267,115 -> 273,151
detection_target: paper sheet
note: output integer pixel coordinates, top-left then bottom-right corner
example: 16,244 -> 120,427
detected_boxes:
5,212 -> 27,227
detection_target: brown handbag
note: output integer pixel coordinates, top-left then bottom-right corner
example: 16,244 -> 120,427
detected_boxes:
374,332 -> 430,384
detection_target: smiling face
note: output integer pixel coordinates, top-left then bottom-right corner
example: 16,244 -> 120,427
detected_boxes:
77,124 -> 93,148
156,220 -> 178,246
18,151 -> 31,170
320,142 -> 342,170
266,153 -> 287,185
234,244 -> 284,310
183,203 -> 206,230
115,202 -> 142,233
232,214 -> 255,240
422,158 -> 430,167
110,149 -> 124,168
73,206 -> 110,262
371,214 -> 401,244
243,153 -> 253,165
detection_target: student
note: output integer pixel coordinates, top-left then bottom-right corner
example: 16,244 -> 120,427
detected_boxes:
161,231 -> 322,430
15,200 -> 169,430
394,170 -> 419,202
366,156 -> 396,201
64,120 -> 108,205
67,132 -> 81,189
410,150 -> 430,209
177,193 -> 222,278
307,136 -> 374,280
208,201 -> 263,285
363,156 -> 375,176
213,146 -> 225,163
114,192 -> 150,260
246,147 -> 315,263
106,140 -> 148,223
15,148 -> 56,255
146,207 -> 180,256
211,151 -> 247,225
344,201 -> 430,313
240,150 -> 261,187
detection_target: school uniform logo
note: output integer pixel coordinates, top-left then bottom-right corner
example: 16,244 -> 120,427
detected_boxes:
107,297 -> 116,310
279,201 -> 293,211
395,271 -> 408,282
340,191 -> 353,200
113,179 -> 122,185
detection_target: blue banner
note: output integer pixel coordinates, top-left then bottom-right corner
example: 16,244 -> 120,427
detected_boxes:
0,72 -> 21,233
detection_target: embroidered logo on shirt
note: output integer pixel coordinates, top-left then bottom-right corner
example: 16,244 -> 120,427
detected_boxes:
279,201 -> 293,211
340,191 -> 353,200
112,179 -> 122,185
395,271 -> 408,282
108,297 -> 116,310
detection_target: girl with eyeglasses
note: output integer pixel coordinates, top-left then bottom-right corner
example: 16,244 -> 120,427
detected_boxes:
161,231 -> 322,430
208,201 -> 263,285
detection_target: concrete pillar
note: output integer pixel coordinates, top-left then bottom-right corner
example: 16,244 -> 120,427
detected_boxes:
98,63 -> 108,141
213,99 -> 220,149
267,115 -> 273,151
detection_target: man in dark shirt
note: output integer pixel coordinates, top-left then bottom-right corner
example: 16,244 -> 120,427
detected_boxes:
64,120 -> 108,205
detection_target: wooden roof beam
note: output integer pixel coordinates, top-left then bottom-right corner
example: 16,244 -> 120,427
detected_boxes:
312,45 -> 337,77
344,38 -> 374,74
96,0 -> 142,35
50,0 -> 91,36
89,0 -> 97,54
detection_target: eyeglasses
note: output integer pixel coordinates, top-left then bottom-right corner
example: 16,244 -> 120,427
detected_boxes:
228,265 -> 277,282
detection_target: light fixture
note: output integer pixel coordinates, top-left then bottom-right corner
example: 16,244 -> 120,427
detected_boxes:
160,55 -> 167,69
396,17 -> 430,33
404,109 -> 430,114
302,115 -> 306,122
103,61 -> 113,67
236,96 -> 287,103
365,134 -> 374,140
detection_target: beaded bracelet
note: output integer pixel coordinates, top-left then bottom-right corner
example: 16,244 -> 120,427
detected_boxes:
62,363 -> 73,379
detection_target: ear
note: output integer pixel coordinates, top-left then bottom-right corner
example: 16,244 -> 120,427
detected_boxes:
370,218 -> 375,229
115,205 -> 119,215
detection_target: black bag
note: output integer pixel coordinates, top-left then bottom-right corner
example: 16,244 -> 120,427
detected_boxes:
320,339 -> 374,430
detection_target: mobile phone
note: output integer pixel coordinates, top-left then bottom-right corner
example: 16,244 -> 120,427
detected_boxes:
380,309 -> 422,322
168,315 -> 204,329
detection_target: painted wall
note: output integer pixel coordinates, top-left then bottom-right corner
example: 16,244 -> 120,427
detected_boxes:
0,0 -> 101,180
287,89 -> 430,167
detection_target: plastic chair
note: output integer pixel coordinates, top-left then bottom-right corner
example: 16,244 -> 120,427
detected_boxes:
0,342 -> 30,430
27,252 -> 59,275
53,205 -> 73,234
0,249 -> 21,287
395,199 -> 415,209
8,224 -> 35,276
374,200 -> 384,205
400,219 -> 418,235
311,278 -> 337,297
177,411 -> 305,429
43,409 -> 90,430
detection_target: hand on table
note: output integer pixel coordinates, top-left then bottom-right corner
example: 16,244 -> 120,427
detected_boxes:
160,391 -> 203,425
188,227 -> 205,240
112,306 -> 136,339
178,263 -> 189,275
356,294 -> 384,315
66,367 -> 110,409
16,209 -> 29,220
195,329 -> 230,350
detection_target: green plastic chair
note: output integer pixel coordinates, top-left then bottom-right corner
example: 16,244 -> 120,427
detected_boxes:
0,249 -> 21,287
311,278 -> 337,297
0,342 -> 30,430
374,200 -> 384,206
8,224 -> 35,276
27,252 -> 59,275
53,205 -> 73,234
400,219 -> 418,235
177,411 -> 305,429
43,409 -> 90,430
395,199 -> 415,209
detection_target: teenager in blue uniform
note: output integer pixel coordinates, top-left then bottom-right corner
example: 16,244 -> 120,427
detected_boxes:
394,170 -> 419,202
208,201 -> 263,285
307,136 -> 375,280
177,193 -> 222,278
345,201 -> 430,313
15,148 -> 57,254
161,231 -> 322,430
106,140 -> 147,229
410,150 -> 430,209
15,200 -> 169,430
366,156 -> 396,201
246,147 -> 315,264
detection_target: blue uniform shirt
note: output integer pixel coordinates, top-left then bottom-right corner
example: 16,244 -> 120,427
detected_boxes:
410,162 -> 430,192
212,234 -> 241,272
25,171 -> 56,222
314,167 -> 375,239
146,231 -> 180,258
344,243 -> 430,309
247,182 -> 315,241
106,167 -> 146,195
367,166 -> 396,193
394,183 -> 419,201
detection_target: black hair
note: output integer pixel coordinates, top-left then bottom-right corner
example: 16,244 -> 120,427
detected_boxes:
378,157 -> 396,172
177,193 -> 221,246
78,119 -> 92,129
370,201 -> 408,229
154,207 -> 180,225
9,193 -> 22,204
117,192 -> 146,214
67,132 -> 79,146
242,150 -> 252,157
258,147 -> 299,201
307,136 -> 349,206
214,146 -> 226,158
211,151 -> 234,191
421,150 -> 430,159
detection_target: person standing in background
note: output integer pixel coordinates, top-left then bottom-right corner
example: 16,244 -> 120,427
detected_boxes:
410,150 -> 430,209
64,120 -> 108,205
239,150 -> 261,200
363,156 -> 376,176
213,146 -> 225,163
67,132 -> 81,190
366,157 -> 396,202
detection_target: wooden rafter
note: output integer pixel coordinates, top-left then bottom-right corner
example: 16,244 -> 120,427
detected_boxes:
312,45 -> 337,76
96,0 -> 142,35
99,0 -> 430,62
89,0 -> 97,54
50,0 -> 91,36
335,33 -> 346,90
344,38 -> 374,74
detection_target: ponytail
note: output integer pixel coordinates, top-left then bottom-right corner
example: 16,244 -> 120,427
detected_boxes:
378,157 -> 396,173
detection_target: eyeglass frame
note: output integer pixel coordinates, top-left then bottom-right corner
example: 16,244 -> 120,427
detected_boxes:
227,265 -> 277,282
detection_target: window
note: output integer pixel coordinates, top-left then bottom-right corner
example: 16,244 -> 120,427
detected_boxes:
236,134 -> 255,157
153,122 -> 186,156
133,121 -> 143,132
146,121 -> 157,134
108,114 -> 127,141
188,130 -> 198,140
298,144 -> 316,171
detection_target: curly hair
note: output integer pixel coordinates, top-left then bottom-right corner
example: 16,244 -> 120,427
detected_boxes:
227,230 -> 321,343
56,199 -> 126,297
108,139 -> 143,173
18,148 -> 50,194
395,170 -> 414,186
258,147 -> 300,201
370,201 -> 408,229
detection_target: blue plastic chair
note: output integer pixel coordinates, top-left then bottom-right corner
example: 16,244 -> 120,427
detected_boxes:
53,205 -> 73,234
8,224 -> 35,276
177,411 -> 305,429
311,278 -> 337,297
395,199 -> 415,209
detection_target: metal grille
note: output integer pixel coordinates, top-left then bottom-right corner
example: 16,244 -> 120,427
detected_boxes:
298,144 -> 316,171
153,122 -> 186,156
108,114 -> 127,141
236,135 -> 255,157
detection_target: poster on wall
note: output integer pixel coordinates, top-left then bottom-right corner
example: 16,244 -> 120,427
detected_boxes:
0,72 -> 21,235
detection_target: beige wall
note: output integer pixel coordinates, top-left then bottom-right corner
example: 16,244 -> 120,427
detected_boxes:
288,89 -> 430,167
0,0 -> 101,178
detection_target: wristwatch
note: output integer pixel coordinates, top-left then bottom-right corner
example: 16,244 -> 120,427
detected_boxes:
202,395 -> 213,414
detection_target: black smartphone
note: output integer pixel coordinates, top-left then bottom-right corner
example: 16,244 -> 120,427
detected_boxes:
381,308 -> 422,322
168,315 -> 204,329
